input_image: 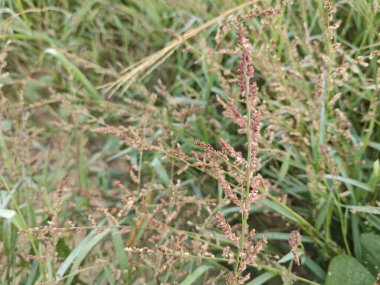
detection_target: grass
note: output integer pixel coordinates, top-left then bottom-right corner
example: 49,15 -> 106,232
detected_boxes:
0,0 -> 379,284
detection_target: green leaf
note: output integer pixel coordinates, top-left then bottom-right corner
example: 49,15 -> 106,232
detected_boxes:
0,120 -> 12,132
345,206 -> 380,215
365,214 -> 380,230
360,233 -> 380,276
0,130 -> 12,173
369,142 -> 380,151
352,213 -> 362,260
78,134 -> 89,190
279,151 -> 291,182
151,157 -> 169,187
0,209 -> 26,231
324,175 -> 372,191
112,228 -> 128,270
180,265 -> 211,285
246,271 -> 277,285
0,208 -> 16,219
57,239 -> 71,258
325,255 -> 376,285
26,261 -> 39,285
304,256 -> 326,281
44,48 -> 103,100
254,232 -> 313,243
262,199 -> 298,223
278,249 -> 305,264
57,227 -> 111,284
368,160 -> 380,191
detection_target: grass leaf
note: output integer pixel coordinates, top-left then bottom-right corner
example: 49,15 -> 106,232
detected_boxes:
180,265 -> 211,285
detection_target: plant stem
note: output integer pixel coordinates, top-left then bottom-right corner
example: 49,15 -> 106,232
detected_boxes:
233,74 -> 253,282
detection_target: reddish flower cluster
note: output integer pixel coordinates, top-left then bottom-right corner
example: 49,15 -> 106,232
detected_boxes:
217,172 -> 243,209
215,212 -> 239,244
214,24 -> 268,284
216,96 -> 247,131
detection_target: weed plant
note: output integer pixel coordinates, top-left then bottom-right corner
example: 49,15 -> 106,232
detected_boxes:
0,0 -> 379,284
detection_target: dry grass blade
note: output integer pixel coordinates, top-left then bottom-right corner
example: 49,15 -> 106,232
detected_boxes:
99,0 -> 258,97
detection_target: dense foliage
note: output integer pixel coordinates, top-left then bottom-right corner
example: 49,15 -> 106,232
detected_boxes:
0,0 -> 379,284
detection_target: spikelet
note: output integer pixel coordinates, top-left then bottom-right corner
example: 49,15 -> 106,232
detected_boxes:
288,230 -> 302,266
216,172 -> 243,209
215,212 -> 239,244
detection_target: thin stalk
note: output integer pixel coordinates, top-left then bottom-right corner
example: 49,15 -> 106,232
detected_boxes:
137,149 -> 143,192
258,265 -> 321,285
138,115 -> 147,193
233,74 -> 252,282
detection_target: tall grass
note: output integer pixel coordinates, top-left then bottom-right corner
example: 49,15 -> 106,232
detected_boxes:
0,0 -> 379,284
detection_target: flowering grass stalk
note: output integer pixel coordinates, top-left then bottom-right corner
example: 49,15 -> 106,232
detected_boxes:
234,24 -> 257,282
214,24 -> 267,284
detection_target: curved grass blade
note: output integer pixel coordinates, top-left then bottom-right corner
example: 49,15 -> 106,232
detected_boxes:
57,227 -> 111,284
45,48 -> 103,101
180,265 -> 211,285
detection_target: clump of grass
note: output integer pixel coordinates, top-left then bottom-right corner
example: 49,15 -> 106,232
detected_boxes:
0,0 -> 379,284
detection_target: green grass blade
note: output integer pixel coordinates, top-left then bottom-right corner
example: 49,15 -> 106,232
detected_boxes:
45,48 -> 103,101
180,265 -> 211,285
246,271 -> 277,285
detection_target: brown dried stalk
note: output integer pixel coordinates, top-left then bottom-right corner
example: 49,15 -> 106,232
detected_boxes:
100,1 -> 259,97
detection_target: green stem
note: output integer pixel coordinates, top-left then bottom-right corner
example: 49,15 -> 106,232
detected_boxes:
137,149 -> 143,192
259,265 -> 321,285
233,74 -> 252,282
